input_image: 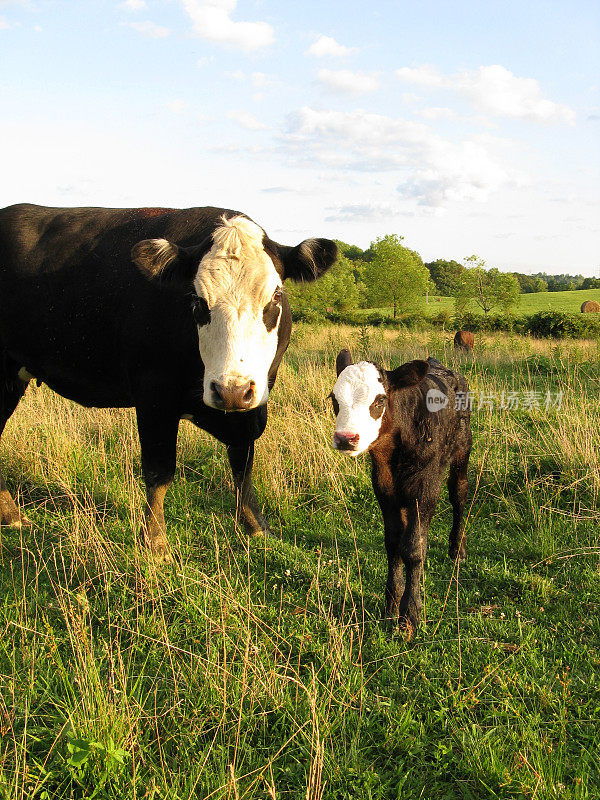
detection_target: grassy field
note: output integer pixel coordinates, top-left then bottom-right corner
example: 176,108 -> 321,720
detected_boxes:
1,325 -> 600,799
417,288 -> 600,317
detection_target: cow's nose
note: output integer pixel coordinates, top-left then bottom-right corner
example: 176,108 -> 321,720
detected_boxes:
334,431 -> 360,450
211,380 -> 256,411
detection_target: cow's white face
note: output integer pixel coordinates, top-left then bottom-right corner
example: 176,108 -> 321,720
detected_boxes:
331,362 -> 387,456
131,212 -> 338,412
192,216 -> 283,411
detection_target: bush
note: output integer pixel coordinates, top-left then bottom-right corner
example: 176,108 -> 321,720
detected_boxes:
527,311 -> 600,339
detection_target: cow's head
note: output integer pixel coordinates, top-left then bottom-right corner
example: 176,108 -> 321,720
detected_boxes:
132,215 -> 336,411
330,349 -> 429,456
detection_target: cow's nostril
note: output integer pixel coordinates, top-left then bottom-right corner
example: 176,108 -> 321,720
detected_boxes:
211,381 -> 224,401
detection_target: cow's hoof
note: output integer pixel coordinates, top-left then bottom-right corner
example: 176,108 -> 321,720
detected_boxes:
449,547 -> 466,563
150,539 -> 173,564
240,508 -> 272,538
2,512 -> 33,528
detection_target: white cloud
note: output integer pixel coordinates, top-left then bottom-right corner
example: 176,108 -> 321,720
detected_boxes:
284,107 -> 525,207
166,99 -> 188,113
317,69 -> 379,95
417,107 -> 459,120
127,20 -> 170,38
179,0 -> 274,51
121,0 -> 147,10
306,35 -> 355,58
396,63 -> 576,125
396,65 -> 446,87
0,16 -> 10,29
251,71 -> 280,88
459,65 -> 576,124
227,109 -> 269,130
325,201 -> 405,222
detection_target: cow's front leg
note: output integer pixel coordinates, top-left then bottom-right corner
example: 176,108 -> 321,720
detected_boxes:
226,441 -> 270,536
136,406 -> 179,562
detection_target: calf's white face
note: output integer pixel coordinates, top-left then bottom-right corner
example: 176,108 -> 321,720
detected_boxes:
331,362 -> 387,456
193,216 -> 283,411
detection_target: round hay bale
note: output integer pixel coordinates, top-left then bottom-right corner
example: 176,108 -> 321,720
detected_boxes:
581,300 -> 600,313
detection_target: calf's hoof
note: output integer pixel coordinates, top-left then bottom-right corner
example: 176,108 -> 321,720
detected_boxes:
396,616 -> 416,641
448,545 -> 466,563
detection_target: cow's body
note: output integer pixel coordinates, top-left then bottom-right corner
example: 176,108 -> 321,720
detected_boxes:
0,204 -> 336,557
453,330 -> 474,351
331,351 -> 472,636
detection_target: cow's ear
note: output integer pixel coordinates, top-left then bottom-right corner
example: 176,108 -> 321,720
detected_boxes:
131,238 -> 211,283
336,349 -> 353,376
278,238 -> 337,282
387,360 -> 430,389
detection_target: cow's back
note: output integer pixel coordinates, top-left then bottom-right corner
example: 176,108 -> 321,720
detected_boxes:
0,204 -> 238,275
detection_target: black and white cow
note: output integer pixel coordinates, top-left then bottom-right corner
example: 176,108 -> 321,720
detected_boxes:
330,350 -> 472,635
0,204 -> 336,558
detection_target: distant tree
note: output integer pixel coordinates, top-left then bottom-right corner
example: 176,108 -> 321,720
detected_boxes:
334,240 -> 365,262
581,277 -> 600,290
454,255 -> 521,316
512,273 -> 548,293
364,234 -> 429,317
425,259 -> 466,296
285,252 -> 363,313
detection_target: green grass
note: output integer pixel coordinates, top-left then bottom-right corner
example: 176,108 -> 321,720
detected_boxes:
375,288 -> 600,318
1,327 -> 599,799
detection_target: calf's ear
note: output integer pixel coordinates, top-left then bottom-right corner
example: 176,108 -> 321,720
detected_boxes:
278,238 -> 337,282
336,349 -> 353,376
335,349 -> 352,378
387,359 -> 430,389
131,237 -> 212,283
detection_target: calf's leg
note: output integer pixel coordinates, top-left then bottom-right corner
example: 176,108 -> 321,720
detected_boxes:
382,500 -> 433,636
383,507 -> 407,619
0,355 -> 31,527
226,442 -> 270,536
397,503 -> 432,635
136,406 -> 180,561
448,453 -> 470,562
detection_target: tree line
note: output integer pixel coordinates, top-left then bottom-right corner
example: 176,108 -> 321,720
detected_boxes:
286,234 -> 599,319
286,235 -> 523,317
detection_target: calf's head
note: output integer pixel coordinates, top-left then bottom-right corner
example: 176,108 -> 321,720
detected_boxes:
132,215 -> 336,411
330,349 -> 429,456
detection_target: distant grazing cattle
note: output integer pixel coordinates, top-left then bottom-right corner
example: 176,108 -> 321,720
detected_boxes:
0,204 -> 336,559
454,330 -> 474,351
581,300 -> 600,313
330,350 -> 472,636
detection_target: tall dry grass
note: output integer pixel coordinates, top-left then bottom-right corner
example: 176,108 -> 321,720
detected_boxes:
0,325 -> 599,799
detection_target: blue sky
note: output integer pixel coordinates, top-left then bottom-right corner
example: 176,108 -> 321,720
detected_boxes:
1,0 -> 598,274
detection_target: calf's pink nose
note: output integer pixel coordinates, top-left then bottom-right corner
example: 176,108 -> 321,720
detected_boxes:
334,431 -> 360,449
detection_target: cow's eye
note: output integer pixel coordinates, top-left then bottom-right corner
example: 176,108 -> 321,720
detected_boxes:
273,287 -> 283,304
191,295 -> 211,327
